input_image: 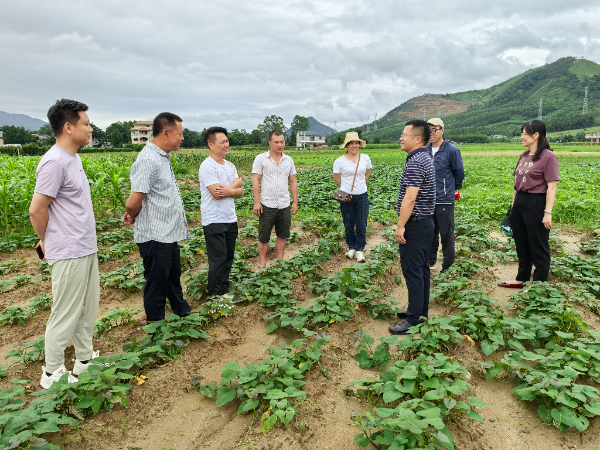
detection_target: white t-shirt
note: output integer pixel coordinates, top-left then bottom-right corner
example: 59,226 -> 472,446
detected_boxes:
332,154 -> 372,195
431,146 -> 440,157
198,156 -> 239,226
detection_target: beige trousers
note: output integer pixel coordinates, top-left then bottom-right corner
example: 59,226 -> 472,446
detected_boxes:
45,253 -> 100,373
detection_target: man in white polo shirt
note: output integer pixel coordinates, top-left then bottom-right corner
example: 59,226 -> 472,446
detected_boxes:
199,127 -> 243,296
252,130 -> 298,268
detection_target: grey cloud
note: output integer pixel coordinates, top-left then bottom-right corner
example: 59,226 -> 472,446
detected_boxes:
1,0 -> 600,131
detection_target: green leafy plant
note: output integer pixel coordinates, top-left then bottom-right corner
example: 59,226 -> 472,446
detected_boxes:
194,331 -> 330,433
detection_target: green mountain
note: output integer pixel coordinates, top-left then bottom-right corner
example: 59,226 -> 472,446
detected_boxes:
0,111 -> 48,131
355,57 -> 600,143
286,116 -> 336,136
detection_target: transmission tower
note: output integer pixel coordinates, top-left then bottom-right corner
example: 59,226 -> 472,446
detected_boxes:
423,109 -> 426,121
334,121 -> 337,132
582,87 -> 589,115
373,113 -> 377,130
366,115 -> 369,132
437,108 -> 441,117
538,98 -> 543,121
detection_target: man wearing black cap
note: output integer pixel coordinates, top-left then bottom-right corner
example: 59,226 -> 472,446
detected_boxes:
426,118 -> 464,273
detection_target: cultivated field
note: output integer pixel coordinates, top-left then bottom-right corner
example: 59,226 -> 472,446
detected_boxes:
1,146 -> 600,450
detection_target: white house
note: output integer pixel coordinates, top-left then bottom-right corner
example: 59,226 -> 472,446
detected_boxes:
296,131 -> 326,148
0,129 -> 3,147
130,121 -> 153,143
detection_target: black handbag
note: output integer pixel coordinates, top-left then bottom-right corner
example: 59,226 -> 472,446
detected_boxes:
499,205 -> 513,237
333,154 -> 360,204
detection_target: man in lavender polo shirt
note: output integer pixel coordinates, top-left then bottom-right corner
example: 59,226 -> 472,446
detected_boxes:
29,99 -> 100,389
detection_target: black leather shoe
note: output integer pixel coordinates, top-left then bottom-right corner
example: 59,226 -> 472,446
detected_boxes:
389,320 -> 414,335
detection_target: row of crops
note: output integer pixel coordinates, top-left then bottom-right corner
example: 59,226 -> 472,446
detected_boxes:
0,150 -> 599,449
2,150 -> 600,248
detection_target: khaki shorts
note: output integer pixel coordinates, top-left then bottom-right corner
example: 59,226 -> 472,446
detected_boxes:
258,205 -> 291,243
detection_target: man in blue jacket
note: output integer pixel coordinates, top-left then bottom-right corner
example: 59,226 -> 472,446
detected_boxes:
426,118 -> 464,273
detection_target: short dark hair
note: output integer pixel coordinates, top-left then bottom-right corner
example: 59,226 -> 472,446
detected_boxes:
47,99 -> 89,136
268,130 -> 284,141
405,119 -> 430,145
153,112 -> 183,137
204,126 -> 228,145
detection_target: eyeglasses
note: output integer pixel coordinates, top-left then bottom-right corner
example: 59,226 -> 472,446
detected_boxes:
400,133 -> 419,139
429,127 -> 442,133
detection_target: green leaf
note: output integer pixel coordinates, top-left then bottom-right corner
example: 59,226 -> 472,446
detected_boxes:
417,407 -> 441,418
261,413 -> 277,434
216,386 -> 237,407
538,405 -> 552,423
486,363 -> 503,380
238,399 -> 259,413
423,389 -> 445,401
382,383 -> 403,403
481,340 -> 498,356
584,401 -> 600,416
466,409 -> 484,423
354,434 -> 371,448
467,397 -> 488,408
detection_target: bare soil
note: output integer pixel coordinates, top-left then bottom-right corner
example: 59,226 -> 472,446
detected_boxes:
0,226 -> 598,450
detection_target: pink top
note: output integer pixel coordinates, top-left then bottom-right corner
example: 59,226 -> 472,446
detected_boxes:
513,149 -> 559,194
34,145 -> 98,260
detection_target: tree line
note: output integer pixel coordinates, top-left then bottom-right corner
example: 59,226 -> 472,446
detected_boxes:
1,115 -> 312,149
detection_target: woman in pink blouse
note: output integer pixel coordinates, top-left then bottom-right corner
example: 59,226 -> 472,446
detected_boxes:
499,120 -> 559,288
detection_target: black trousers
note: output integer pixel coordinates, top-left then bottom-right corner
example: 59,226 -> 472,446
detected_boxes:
510,192 -> 551,282
428,203 -> 455,271
203,222 -> 238,296
137,241 -> 191,322
399,217 -> 434,325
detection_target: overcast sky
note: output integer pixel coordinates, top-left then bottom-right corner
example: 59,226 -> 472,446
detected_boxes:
2,0 -> 600,132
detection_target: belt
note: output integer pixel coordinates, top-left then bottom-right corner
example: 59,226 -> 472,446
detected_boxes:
407,215 -> 432,222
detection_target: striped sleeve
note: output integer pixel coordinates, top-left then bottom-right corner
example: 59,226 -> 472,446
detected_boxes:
130,154 -> 153,193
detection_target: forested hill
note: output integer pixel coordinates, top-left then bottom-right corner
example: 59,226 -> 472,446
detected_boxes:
354,57 -> 600,143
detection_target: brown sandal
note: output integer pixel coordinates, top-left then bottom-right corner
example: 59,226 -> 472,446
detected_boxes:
498,281 -> 524,288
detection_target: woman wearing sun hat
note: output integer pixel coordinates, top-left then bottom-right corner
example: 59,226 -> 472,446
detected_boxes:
333,132 -> 373,262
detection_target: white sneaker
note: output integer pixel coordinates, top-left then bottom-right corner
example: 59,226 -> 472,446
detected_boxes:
40,365 -> 78,389
355,251 -> 366,263
345,249 -> 356,259
73,350 -> 100,376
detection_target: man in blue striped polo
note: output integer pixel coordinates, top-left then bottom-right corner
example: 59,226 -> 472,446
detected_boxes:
390,119 -> 436,336
124,112 -> 191,323
252,130 -> 298,269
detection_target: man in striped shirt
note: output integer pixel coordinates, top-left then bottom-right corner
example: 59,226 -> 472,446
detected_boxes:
252,130 -> 298,268
124,112 -> 191,323
390,119 -> 436,336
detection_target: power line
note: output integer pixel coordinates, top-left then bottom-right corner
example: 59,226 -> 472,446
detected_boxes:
538,98 -> 543,121
582,87 -> 589,115
373,113 -> 377,131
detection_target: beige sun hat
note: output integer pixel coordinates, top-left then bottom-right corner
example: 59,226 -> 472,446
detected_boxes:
427,118 -> 444,128
340,131 -> 367,149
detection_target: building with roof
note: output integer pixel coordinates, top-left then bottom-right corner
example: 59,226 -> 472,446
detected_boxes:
296,131 -> 326,148
0,129 -> 4,147
585,133 -> 600,146
131,121 -> 153,143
